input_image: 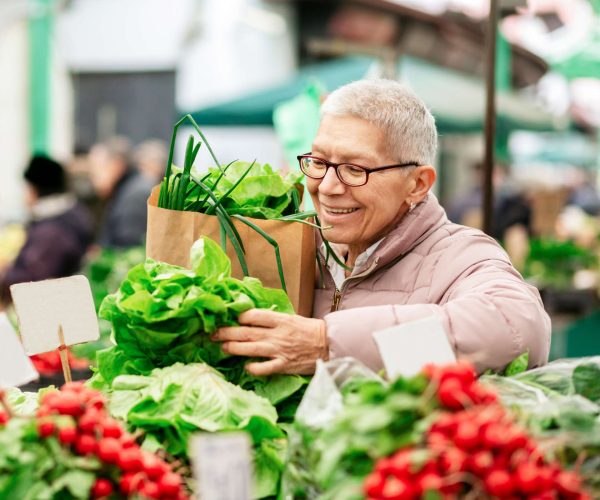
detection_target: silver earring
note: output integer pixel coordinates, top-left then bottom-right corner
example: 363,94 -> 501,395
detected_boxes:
409,201 -> 416,212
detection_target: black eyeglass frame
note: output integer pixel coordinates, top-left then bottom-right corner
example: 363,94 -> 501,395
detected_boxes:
297,153 -> 421,187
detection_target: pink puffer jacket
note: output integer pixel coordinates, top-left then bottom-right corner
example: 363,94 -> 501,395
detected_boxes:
312,193 -> 551,373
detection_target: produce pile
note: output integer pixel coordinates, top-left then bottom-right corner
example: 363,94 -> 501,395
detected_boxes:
92,236 -> 306,497
483,355 -> 600,492
285,360 -> 593,499
523,239 -> 597,290
0,383 -> 187,499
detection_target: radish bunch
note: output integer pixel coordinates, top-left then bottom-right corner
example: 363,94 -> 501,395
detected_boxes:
364,362 -> 591,500
35,382 -> 188,500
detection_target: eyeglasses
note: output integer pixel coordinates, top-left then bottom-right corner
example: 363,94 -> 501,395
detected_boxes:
297,153 -> 420,187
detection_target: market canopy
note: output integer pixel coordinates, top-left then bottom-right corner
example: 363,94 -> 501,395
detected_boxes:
184,55 -> 568,134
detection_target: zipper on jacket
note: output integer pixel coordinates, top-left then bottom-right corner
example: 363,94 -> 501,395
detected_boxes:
329,258 -> 380,313
331,288 -> 342,312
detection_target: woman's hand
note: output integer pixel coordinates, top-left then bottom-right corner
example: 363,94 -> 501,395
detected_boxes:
211,309 -> 329,376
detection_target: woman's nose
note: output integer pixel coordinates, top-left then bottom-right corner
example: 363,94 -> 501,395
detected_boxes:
318,166 -> 346,195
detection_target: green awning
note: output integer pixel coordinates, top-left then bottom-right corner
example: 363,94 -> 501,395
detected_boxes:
186,57 -> 373,126
184,56 -> 567,133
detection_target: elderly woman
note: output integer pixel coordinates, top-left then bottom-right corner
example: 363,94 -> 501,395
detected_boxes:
212,79 -> 551,376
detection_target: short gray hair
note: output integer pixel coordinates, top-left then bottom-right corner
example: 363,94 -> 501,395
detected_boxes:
320,79 -> 438,166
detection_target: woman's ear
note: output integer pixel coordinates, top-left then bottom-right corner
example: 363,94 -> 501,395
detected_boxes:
410,165 -> 436,203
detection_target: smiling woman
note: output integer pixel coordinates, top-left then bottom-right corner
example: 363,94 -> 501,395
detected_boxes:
211,79 -> 551,377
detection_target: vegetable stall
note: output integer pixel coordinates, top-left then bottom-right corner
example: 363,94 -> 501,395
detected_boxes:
1,119 -> 599,500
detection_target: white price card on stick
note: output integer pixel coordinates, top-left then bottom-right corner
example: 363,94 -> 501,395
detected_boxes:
372,315 -> 456,379
10,275 -> 99,355
191,432 -> 253,500
0,313 -> 38,388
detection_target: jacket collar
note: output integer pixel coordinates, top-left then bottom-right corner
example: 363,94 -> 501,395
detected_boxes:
317,193 -> 448,278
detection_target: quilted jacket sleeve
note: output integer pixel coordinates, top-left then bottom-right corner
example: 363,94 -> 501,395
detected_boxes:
324,235 -> 551,374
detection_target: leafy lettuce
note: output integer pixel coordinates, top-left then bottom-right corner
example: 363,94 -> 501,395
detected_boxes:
95,237 -> 294,384
186,162 -> 303,219
109,362 -> 286,498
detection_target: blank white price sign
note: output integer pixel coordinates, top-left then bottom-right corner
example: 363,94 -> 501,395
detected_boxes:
373,315 -> 456,379
0,313 -> 38,388
10,275 -> 99,355
191,433 -> 253,500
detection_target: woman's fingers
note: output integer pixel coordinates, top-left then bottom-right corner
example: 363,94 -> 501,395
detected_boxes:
237,308 -> 285,328
212,326 -> 264,342
245,358 -> 286,376
222,340 -> 276,358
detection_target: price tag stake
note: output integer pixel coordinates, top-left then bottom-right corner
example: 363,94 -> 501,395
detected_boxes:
57,326 -> 72,383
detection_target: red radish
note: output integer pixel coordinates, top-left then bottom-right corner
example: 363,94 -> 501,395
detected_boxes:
454,420 -> 480,450
119,448 -> 144,472
40,390 -> 60,408
438,361 -> 476,386
58,426 -> 77,445
437,378 -> 465,410
158,472 -> 183,496
143,454 -> 169,480
53,392 -> 83,417
556,471 -> 583,496
416,471 -> 442,494
380,476 -> 414,500
482,423 -> 508,449
388,449 -> 413,476
515,462 -> 542,494
78,409 -> 101,434
140,481 -> 161,499
37,420 -> 55,438
467,450 -> 494,476
363,471 -> 385,497
75,434 -> 97,455
439,447 -> 467,474
62,381 -> 86,393
101,418 -> 122,439
119,473 -> 140,494
97,437 -> 121,464
484,470 -> 514,497
91,478 -> 113,498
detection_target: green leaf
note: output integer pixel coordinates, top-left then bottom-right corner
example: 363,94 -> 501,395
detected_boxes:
504,351 -> 529,376
573,363 -> 600,403
190,236 -> 231,279
50,469 -> 96,499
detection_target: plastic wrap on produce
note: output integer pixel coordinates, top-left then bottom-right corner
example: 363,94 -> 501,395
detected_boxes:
295,357 -> 383,429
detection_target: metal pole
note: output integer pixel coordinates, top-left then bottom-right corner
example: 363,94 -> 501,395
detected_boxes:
483,0 -> 498,236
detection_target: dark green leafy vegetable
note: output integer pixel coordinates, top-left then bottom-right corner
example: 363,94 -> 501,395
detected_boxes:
0,418 -> 97,499
156,114 -> 317,291
93,237 -> 305,404
482,356 -> 600,492
284,373 -> 434,499
523,238 -> 597,290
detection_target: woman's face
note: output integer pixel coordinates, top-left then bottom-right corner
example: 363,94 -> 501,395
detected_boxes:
307,114 -> 419,249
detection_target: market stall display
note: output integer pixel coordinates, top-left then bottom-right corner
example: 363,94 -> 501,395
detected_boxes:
285,358 -> 594,499
0,383 -> 187,499
92,236 -> 306,497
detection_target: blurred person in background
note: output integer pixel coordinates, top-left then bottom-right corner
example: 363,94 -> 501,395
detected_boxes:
134,139 -> 167,184
566,169 -> 600,216
89,137 -> 155,248
446,161 -> 532,241
0,155 -> 93,304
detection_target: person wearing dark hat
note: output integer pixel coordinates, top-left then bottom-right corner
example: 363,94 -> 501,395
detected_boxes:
0,155 -> 94,304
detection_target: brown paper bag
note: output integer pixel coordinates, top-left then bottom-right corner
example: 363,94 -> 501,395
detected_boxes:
146,186 -> 315,316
